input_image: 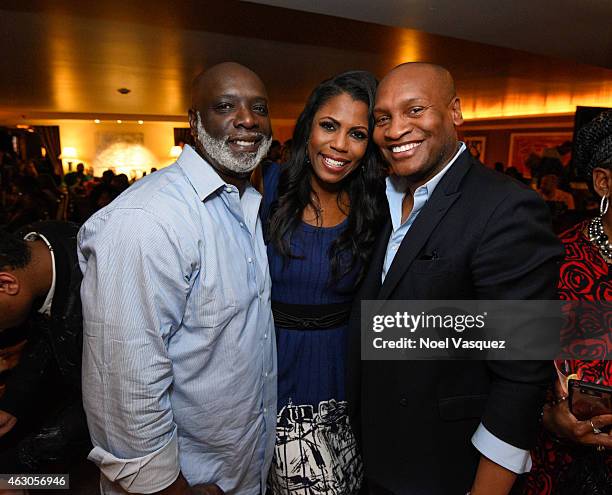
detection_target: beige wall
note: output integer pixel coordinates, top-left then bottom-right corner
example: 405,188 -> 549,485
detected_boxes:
23,118 -> 295,177
56,120 -> 186,175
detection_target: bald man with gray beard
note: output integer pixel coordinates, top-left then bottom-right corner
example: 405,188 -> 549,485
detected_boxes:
79,62 -> 276,495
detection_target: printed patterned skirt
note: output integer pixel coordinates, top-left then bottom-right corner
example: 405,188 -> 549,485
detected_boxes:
269,399 -> 362,494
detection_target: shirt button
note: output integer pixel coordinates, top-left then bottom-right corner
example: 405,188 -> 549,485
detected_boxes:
247,257 -> 253,263
239,222 -> 245,227
225,186 -> 232,193
264,333 -> 268,339
263,407 -> 268,414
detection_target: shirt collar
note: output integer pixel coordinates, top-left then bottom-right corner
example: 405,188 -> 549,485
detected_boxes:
176,144 -> 228,201
176,144 -> 261,206
385,142 -> 466,229
385,142 -> 466,200
23,231 -> 56,316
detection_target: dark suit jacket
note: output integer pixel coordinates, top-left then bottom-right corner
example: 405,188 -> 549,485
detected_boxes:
0,221 -> 89,472
347,150 -> 563,495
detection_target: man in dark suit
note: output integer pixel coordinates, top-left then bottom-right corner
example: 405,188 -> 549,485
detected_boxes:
0,222 -> 91,478
348,63 -> 563,494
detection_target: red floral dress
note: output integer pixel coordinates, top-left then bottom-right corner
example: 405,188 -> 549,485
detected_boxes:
523,221 -> 612,494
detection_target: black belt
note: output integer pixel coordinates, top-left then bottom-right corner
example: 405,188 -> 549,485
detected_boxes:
272,301 -> 352,330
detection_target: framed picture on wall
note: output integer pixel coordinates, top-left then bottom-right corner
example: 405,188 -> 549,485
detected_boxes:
96,132 -> 144,153
508,132 -> 573,177
464,136 -> 486,163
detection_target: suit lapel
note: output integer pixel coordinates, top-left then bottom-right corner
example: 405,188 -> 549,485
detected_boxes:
360,218 -> 391,299
378,150 -> 473,301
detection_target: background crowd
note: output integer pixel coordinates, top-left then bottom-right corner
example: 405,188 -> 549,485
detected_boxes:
0,137 -> 298,232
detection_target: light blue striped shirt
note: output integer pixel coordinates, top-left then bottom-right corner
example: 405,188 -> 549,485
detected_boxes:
79,144 -> 277,494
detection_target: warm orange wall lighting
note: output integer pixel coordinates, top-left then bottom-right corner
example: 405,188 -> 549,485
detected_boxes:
461,84 -> 612,120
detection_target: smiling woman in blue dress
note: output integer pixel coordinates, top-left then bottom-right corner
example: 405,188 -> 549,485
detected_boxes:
263,71 -> 385,494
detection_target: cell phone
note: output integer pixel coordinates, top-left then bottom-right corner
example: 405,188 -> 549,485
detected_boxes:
568,379 -> 612,422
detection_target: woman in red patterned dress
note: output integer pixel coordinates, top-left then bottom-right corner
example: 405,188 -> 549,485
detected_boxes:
523,110 -> 612,494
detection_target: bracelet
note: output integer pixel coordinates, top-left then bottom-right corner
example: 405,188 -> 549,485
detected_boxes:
550,395 -> 567,406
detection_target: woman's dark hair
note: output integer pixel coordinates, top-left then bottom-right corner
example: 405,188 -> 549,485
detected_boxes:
267,70 -> 385,285
575,109 -> 612,179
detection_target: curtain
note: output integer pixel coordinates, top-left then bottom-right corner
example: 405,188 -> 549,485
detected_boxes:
34,126 -> 62,178
174,127 -> 194,147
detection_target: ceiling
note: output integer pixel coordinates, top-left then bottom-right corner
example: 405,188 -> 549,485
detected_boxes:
1,0 -> 611,125
249,0 -> 612,69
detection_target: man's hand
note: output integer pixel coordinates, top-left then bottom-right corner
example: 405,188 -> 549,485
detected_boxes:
543,380 -> 612,449
150,474 -> 224,495
190,484 -> 224,495
0,410 -> 17,437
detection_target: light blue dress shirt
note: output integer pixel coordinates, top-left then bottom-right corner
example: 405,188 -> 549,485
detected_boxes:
78,145 -> 277,494
382,143 -> 531,474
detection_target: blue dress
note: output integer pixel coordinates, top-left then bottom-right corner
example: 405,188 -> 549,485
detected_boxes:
263,165 -> 362,494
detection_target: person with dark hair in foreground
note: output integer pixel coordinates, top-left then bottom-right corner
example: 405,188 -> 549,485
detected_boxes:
347,62 -> 563,495
263,70 -> 385,493
523,110 -> 612,495
0,222 -> 90,479
79,62 -> 276,495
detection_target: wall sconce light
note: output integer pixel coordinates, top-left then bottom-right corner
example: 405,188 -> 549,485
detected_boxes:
60,146 -> 78,171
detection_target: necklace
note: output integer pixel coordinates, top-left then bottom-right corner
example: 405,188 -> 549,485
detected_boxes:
588,216 -> 612,262
310,194 -> 324,214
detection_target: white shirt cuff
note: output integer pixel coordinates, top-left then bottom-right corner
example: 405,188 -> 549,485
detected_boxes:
471,423 -> 532,474
88,425 -> 180,493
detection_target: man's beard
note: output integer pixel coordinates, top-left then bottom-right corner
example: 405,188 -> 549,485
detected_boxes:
195,111 -> 271,175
